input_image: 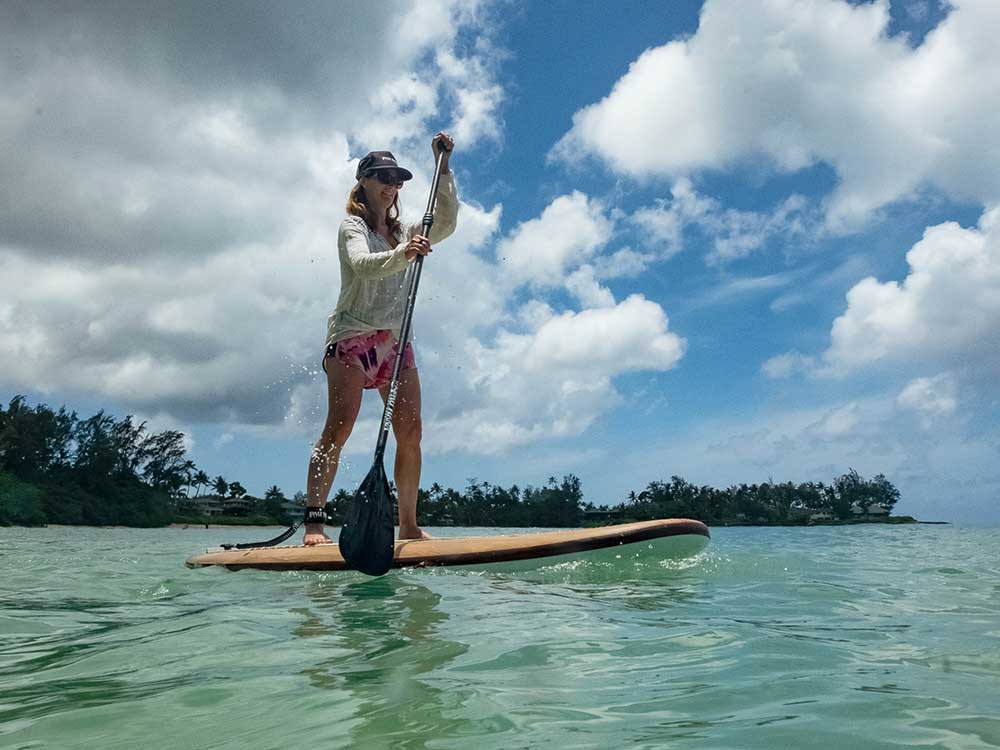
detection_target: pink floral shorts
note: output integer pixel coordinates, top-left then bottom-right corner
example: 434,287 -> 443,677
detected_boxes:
324,330 -> 416,390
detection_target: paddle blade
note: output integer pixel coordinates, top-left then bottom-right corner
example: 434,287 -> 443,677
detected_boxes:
338,463 -> 396,576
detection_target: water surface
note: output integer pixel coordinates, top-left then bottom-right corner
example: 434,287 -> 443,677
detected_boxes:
1,524 -> 998,749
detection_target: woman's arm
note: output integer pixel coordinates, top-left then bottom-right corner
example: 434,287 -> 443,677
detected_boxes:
426,172 -> 459,244
406,133 -> 459,244
339,218 -> 410,280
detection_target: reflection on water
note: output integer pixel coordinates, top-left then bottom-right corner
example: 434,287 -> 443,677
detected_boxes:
298,577 -> 471,748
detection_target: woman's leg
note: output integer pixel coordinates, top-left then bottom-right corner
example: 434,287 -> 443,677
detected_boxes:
304,357 -> 366,545
378,367 -> 428,539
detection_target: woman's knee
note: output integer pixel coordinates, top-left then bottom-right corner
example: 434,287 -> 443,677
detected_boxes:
319,417 -> 354,450
393,417 -> 422,447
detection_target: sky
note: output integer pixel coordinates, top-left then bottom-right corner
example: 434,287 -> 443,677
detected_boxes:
1,0 -> 998,522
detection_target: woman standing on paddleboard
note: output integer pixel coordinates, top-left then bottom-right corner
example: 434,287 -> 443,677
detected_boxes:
304,133 -> 457,546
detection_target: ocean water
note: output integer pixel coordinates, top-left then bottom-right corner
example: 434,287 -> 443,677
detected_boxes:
1,523 -> 998,749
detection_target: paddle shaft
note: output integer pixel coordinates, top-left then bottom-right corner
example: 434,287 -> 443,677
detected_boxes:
373,143 -> 449,463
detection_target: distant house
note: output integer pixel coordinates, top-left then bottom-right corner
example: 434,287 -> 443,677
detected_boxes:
183,496 -> 224,516
223,496 -> 253,514
809,511 -> 833,521
851,501 -> 891,517
280,497 -> 305,523
789,501 -> 814,520
584,508 -> 625,521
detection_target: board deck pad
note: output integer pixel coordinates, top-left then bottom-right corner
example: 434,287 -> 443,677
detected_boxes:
185,519 -> 710,572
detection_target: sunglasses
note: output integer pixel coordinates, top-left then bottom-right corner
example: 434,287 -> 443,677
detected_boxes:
367,170 -> 404,187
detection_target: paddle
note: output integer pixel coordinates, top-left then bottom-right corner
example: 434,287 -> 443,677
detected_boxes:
338,139 -> 451,576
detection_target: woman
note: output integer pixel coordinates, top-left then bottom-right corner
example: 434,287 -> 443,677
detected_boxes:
304,133 -> 457,546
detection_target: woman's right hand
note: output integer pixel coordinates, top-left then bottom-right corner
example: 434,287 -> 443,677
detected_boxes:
403,233 -> 432,261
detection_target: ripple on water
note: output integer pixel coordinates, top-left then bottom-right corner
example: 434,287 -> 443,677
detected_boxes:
1,524 -> 999,749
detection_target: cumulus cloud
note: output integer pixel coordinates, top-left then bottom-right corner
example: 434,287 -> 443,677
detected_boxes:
495,192 -> 613,286
552,0 -> 1000,230
821,206 -> 1000,377
0,1 -> 689,462
0,0 -> 506,426
435,46 -> 505,145
565,265 -> 616,308
426,294 -> 686,454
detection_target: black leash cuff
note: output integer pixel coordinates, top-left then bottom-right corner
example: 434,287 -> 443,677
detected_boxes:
304,507 -> 327,525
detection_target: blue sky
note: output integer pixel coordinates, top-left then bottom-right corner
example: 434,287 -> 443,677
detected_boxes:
2,0 -> 998,522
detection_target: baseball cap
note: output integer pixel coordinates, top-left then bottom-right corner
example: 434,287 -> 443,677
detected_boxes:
355,151 -> 414,182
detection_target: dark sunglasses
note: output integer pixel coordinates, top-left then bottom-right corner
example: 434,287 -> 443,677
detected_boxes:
367,170 -> 404,186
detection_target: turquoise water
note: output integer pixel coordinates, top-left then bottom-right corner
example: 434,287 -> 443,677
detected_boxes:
1,524 -> 998,749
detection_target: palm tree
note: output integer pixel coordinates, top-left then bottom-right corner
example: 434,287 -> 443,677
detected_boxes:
193,470 -> 210,497
180,460 -> 197,498
212,475 -> 228,497
264,485 -> 285,502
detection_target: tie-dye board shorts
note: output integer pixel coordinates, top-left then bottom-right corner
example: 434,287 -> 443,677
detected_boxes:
323,329 -> 416,390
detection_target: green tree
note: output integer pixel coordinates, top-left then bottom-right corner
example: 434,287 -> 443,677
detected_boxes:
868,474 -> 900,512
523,475 -> 583,527
0,397 -> 76,482
826,469 -> 864,518
192,470 -> 210,497
140,430 -> 189,497
212,476 -> 228,496
0,471 -> 47,526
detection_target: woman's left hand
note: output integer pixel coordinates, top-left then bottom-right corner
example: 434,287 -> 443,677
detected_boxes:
433,132 -> 454,164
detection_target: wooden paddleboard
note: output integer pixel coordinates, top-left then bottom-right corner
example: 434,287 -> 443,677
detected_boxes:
185,519 -> 710,572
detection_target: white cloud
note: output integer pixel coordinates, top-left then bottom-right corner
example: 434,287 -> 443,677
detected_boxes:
425,294 -> 686,454
495,192 -> 613,286
256,182 -> 684,459
435,46 -> 505,146
552,0 -> 1000,230
0,2 -> 690,464
821,206 -> 1000,377
632,178 -> 813,264
693,271 -> 798,310
565,265 -> 615,308
762,351 -> 817,379
897,373 -> 958,428
0,1 -> 507,428
592,247 -> 656,280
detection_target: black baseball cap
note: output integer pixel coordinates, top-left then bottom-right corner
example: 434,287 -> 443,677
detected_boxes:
355,151 -> 413,182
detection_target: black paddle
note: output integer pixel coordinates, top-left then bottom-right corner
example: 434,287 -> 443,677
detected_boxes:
338,139 -> 451,576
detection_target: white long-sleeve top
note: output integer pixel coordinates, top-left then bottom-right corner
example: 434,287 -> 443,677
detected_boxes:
325,173 -> 458,348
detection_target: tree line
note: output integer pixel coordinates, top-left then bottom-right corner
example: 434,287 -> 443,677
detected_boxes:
0,396 -> 903,528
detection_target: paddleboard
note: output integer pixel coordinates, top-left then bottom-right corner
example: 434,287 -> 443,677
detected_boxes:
185,518 -> 709,572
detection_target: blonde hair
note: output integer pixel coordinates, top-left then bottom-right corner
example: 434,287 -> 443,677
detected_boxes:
347,182 -> 402,242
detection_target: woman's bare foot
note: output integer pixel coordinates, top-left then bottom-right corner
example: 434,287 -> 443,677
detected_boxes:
303,523 -> 332,546
398,527 -> 433,540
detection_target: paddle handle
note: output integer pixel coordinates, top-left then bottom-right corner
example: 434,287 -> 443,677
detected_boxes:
373,142 -> 449,461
